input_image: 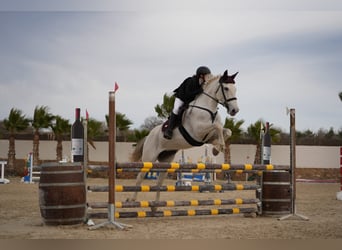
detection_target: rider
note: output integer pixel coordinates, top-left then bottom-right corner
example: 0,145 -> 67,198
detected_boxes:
163,66 -> 211,140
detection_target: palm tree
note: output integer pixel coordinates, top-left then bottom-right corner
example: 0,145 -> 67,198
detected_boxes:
154,93 -> 175,119
221,118 -> 244,182
246,119 -> 281,164
3,108 -> 30,174
132,129 -> 150,141
246,120 -> 262,164
223,118 -> 244,163
32,106 -> 55,166
106,112 -> 133,141
86,118 -> 105,160
116,113 -> 133,132
51,116 -> 70,161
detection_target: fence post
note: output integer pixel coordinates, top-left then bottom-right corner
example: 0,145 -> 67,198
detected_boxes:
336,146 -> 342,200
279,108 -> 309,221
89,91 -> 131,230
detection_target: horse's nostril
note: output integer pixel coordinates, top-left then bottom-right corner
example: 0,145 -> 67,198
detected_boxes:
230,109 -> 238,116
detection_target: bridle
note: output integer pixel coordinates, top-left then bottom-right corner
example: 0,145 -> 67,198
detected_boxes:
202,81 -> 237,112
188,80 -> 237,123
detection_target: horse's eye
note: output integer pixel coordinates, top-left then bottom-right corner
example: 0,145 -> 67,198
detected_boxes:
224,87 -> 229,91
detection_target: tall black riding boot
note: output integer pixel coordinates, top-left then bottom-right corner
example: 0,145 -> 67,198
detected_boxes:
163,112 -> 177,140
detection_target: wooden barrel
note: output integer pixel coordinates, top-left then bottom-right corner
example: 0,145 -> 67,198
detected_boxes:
261,171 -> 292,216
39,162 -> 86,225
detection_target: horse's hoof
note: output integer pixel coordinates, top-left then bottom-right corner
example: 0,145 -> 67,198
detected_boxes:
212,148 -> 219,156
244,212 -> 257,218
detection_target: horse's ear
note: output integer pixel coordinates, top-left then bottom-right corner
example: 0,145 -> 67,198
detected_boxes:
223,70 -> 228,76
232,72 -> 239,79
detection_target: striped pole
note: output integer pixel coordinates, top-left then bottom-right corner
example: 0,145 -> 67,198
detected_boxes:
89,207 -> 257,219
88,198 -> 260,209
114,162 -> 289,171
88,183 -> 259,192
116,168 -> 265,174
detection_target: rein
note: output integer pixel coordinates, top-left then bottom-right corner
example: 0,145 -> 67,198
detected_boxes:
188,104 -> 218,123
191,81 -> 237,118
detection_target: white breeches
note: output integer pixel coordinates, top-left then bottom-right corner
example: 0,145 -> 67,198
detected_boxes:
172,97 -> 184,115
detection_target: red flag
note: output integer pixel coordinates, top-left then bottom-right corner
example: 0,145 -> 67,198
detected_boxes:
86,109 -> 89,121
114,82 -> 119,93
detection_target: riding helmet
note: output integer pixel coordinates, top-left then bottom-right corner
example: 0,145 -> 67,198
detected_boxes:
196,66 -> 211,76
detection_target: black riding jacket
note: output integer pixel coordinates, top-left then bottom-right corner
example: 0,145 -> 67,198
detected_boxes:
173,76 -> 203,104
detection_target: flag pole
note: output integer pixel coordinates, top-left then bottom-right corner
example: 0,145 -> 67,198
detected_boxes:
279,108 -> 309,221
89,85 -> 131,230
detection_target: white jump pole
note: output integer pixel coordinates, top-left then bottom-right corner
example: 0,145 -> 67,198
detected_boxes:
0,161 -> 10,184
29,153 -> 34,184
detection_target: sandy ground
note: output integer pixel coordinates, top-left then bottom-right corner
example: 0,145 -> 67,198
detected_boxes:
0,177 -> 342,239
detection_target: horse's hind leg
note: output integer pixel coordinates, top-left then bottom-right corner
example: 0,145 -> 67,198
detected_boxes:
151,172 -> 167,213
212,126 -> 232,156
150,151 -> 177,213
127,172 -> 146,201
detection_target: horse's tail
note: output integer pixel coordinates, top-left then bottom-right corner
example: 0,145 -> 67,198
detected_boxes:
130,137 -> 146,162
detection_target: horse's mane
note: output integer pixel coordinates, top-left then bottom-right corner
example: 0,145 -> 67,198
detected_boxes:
202,74 -> 220,90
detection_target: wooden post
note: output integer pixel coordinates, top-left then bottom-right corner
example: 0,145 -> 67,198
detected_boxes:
279,108 -> 309,221
89,91 -> 131,230
336,146 -> 342,200
83,119 -> 88,184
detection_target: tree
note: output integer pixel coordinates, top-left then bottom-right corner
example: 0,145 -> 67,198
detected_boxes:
128,129 -> 150,142
51,116 -> 70,162
116,112 -> 133,132
3,108 -> 30,174
86,118 -> 105,160
140,116 -> 164,131
338,128 -> 342,139
223,118 -> 244,164
154,93 -> 175,119
105,112 -> 133,141
297,129 -> 315,144
246,120 -> 281,164
32,106 -> 55,166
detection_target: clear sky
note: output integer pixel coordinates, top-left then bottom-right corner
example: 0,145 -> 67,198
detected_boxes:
1,0 -> 342,133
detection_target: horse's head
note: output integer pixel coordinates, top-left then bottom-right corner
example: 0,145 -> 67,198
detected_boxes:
217,70 -> 239,116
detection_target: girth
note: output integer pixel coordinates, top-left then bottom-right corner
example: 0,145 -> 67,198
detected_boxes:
178,125 -> 205,147
177,105 -> 217,146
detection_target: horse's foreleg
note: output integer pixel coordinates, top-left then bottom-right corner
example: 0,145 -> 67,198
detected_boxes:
212,124 -> 226,155
223,128 -> 232,141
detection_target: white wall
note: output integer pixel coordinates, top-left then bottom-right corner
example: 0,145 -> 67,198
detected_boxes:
0,139 -> 340,168
296,146 -> 340,168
